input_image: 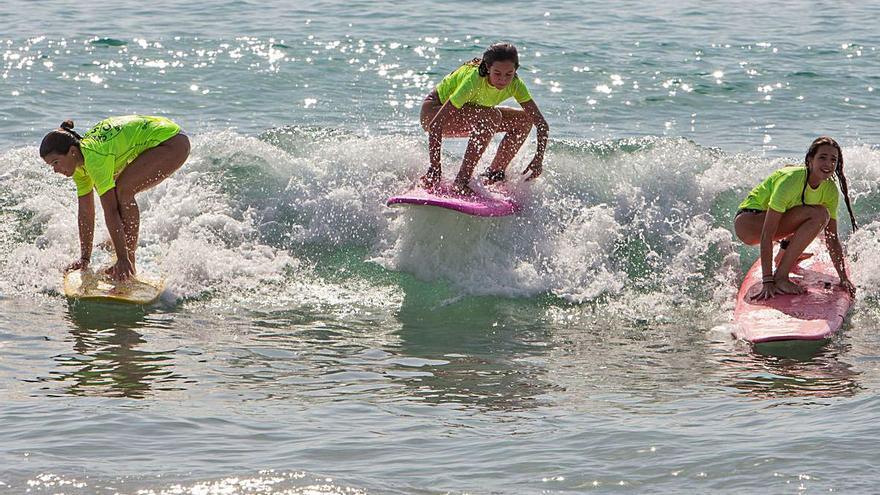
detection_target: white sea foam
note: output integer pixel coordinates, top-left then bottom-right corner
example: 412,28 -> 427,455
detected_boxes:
3,131 -> 877,324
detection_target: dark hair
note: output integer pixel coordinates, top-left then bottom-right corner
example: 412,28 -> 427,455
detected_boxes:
468,42 -> 520,77
39,120 -> 83,158
802,136 -> 858,231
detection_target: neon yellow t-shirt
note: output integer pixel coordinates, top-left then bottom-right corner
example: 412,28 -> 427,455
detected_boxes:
436,64 -> 532,109
738,166 -> 839,219
72,115 -> 180,197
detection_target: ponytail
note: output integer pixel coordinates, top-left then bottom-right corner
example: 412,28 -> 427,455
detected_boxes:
39,120 -> 82,157
59,120 -> 83,140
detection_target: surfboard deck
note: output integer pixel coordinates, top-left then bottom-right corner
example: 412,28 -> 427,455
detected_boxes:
732,240 -> 853,343
386,180 -> 520,217
63,268 -> 165,305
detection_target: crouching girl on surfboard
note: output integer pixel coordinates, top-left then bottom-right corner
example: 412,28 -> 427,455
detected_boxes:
40,115 -> 190,281
419,42 -> 550,195
734,136 -> 857,300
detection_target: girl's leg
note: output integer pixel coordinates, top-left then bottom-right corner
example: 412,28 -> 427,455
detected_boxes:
452,106 -> 501,193
484,107 -> 534,181
421,92 -> 503,192
420,90 -> 475,138
774,206 -> 829,278
733,211 -> 768,245
114,133 -> 191,258
420,91 -> 444,133
734,204 -> 830,278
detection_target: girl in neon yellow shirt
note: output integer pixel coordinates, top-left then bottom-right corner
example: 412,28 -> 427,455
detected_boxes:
734,137 -> 857,300
40,116 -> 190,281
419,42 -> 549,195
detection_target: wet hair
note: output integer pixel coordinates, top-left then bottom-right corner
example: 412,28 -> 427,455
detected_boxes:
467,42 -> 520,77
39,120 -> 83,158
802,136 -> 858,231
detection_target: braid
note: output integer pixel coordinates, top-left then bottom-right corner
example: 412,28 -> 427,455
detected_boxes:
836,164 -> 858,232
801,166 -> 809,206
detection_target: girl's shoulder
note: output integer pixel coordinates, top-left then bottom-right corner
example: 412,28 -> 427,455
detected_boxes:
774,165 -> 806,180
450,63 -> 480,79
81,116 -> 139,147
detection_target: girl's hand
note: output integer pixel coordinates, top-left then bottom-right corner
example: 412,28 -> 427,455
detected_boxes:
105,258 -> 135,282
840,278 -> 856,297
752,282 -> 779,301
751,278 -> 804,300
522,157 -> 543,181
65,257 -> 89,273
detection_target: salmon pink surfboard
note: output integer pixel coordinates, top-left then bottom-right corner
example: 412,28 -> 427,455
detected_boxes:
733,240 -> 853,343
386,180 -> 520,217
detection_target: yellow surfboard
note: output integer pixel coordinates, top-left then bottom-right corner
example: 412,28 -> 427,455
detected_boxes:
63,268 -> 165,305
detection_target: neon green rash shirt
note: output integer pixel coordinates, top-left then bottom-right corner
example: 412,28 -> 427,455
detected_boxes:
72,115 -> 180,197
436,64 -> 532,109
738,166 -> 840,220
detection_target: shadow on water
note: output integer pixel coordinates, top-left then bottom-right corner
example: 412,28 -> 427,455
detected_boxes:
713,334 -> 861,399
390,278 -> 558,412
48,300 -> 183,398
754,339 -> 829,360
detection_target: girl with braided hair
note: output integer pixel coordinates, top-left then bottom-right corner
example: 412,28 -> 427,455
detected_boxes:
40,115 -> 190,281
734,136 -> 857,300
419,42 -> 549,195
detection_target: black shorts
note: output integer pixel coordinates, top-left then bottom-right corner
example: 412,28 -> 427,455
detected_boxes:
735,208 -> 763,218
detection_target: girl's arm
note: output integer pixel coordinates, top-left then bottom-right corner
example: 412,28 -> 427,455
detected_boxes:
423,101 -> 458,185
66,191 -> 96,271
824,218 -> 856,295
98,189 -> 133,280
754,209 -> 783,300
520,100 -> 550,180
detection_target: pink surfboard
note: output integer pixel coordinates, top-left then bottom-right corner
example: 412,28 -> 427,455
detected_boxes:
386,180 -> 520,217
732,240 -> 853,343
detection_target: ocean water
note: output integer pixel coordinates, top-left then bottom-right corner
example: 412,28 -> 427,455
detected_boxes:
2,1 -> 880,493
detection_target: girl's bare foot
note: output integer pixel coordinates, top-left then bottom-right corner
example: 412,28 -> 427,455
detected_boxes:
420,169 -> 441,190
480,168 -> 506,185
451,181 -> 476,196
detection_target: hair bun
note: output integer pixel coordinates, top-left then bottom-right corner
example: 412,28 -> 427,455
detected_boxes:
60,120 -> 75,130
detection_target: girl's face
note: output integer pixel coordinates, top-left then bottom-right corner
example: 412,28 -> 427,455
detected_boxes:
807,144 -> 839,182
43,146 -> 80,177
488,60 -> 517,89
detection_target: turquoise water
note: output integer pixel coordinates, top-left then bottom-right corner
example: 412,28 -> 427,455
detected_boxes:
2,1 -> 880,493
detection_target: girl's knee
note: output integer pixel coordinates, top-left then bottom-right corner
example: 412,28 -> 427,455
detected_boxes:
474,109 -> 501,133
115,184 -> 136,204
491,108 -> 503,127
419,110 -> 433,133
516,120 -> 534,135
810,205 -> 830,225
173,133 -> 191,159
